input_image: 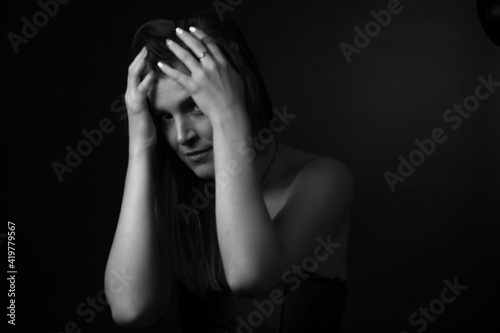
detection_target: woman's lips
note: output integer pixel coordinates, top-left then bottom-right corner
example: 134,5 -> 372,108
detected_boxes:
185,148 -> 212,163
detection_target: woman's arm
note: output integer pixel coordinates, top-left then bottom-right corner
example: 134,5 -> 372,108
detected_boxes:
210,113 -> 283,294
104,47 -> 174,328
104,148 -> 173,328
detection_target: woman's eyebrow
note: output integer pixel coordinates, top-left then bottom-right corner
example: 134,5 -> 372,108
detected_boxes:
179,96 -> 196,110
151,96 -> 194,116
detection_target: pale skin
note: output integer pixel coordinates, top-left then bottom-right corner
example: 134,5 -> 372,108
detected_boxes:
105,26 -> 353,329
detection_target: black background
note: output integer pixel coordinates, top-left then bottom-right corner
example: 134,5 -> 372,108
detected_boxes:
4,0 -> 500,332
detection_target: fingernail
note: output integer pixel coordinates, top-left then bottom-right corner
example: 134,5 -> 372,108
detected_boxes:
166,39 -> 172,46
157,61 -> 164,68
175,27 -> 183,35
189,26 -> 197,33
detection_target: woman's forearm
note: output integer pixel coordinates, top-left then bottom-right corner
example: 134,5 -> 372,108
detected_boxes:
104,148 -> 173,328
211,112 -> 283,295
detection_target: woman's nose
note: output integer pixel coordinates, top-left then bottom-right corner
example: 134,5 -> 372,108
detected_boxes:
176,118 -> 197,145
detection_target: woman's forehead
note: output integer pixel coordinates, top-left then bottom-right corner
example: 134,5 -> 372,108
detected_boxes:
148,76 -> 190,113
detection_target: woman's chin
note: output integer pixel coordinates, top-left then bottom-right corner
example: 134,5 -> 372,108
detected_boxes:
190,163 -> 215,180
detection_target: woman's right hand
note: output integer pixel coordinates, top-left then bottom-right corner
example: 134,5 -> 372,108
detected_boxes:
125,46 -> 157,152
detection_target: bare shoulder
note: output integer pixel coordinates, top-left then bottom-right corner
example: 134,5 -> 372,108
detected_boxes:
265,143 -> 353,225
278,143 -> 354,194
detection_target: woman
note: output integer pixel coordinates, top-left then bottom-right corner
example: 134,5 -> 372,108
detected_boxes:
105,12 -> 353,333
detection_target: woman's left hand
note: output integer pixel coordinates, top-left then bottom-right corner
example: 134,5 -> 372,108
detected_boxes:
157,27 -> 247,124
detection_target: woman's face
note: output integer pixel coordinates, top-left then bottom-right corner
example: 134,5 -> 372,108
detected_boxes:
149,73 -> 215,179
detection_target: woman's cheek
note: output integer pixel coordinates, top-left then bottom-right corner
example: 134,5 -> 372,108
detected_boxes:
162,125 -> 176,149
199,118 -> 214,142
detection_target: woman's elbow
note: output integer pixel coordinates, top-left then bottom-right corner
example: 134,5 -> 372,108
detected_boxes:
110,307 -> 146,329
109,298 -> 165,330
227,270 -> 280,298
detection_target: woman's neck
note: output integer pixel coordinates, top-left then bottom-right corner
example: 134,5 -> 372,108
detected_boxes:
256,139 -> 279,189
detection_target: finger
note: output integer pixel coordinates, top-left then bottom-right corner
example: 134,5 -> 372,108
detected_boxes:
157,60 -> 192,90
188,27 -> 226,64
131,46 -> 147,69
165,37 -> 201,76
137,71 -> 155,95
175,27 -> 211,61
128,47 -> 148,87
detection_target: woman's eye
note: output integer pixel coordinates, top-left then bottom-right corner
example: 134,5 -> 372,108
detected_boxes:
161,113 -> 173,121
158,105 -> 202,122
190,105 -> 204,115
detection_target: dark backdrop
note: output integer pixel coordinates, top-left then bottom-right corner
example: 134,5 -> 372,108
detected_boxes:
4,0 -> 499,332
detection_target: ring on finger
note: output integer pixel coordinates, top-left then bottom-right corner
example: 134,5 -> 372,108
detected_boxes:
197,51 -> 209,59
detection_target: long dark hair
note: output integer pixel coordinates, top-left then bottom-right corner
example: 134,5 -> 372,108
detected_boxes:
131,12 -> 274,295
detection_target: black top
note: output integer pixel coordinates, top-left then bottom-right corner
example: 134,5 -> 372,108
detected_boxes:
176,272 -> 347,333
